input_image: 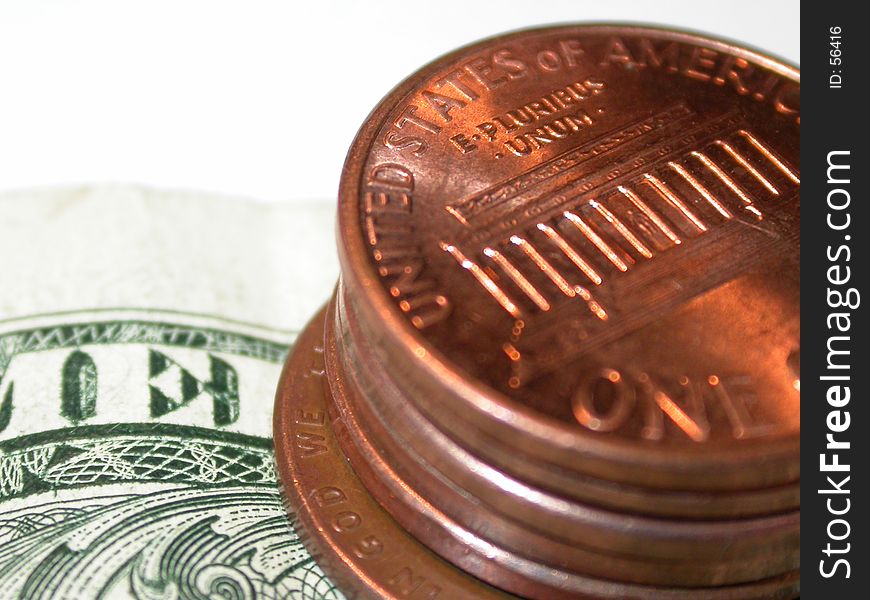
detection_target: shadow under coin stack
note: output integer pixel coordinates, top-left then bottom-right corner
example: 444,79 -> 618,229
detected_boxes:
275,24 -> 800,600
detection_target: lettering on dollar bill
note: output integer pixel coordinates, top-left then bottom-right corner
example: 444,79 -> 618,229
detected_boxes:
148,349 -> 241,425
364,164 -> 452,329
0,386 -> 11,433
0,321 -> 280,435
0,322 -> 272,432
60,350 -> 98,421
571,369 -> 777,441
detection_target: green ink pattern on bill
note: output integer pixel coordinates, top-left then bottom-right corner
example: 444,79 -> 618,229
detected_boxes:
0,186 -> 344,600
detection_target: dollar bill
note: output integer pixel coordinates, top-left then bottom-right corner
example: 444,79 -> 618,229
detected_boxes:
0,186 -> 345,599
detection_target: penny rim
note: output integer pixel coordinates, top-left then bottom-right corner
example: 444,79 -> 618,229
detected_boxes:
337,24 -> 800,491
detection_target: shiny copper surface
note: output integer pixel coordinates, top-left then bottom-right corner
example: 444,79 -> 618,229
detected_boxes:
327,288 -> 799,586
338,24 -> 799,492
275,23 -> 800,599
275,303 -> 800,600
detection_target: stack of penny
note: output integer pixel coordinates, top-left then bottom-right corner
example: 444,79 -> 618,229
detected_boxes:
275,24 -> 800,600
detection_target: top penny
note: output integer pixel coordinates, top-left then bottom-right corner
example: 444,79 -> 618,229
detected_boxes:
337,25 -> 799,489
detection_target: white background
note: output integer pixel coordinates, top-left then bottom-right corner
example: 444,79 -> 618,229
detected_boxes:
0,1 -> 799,203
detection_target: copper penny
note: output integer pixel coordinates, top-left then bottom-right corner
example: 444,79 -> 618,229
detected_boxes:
275,303 -> 800,599
328,283 -> 799,576
331,262 -> 799,521
336,24 -> 799,492
275,23 -> 801,600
